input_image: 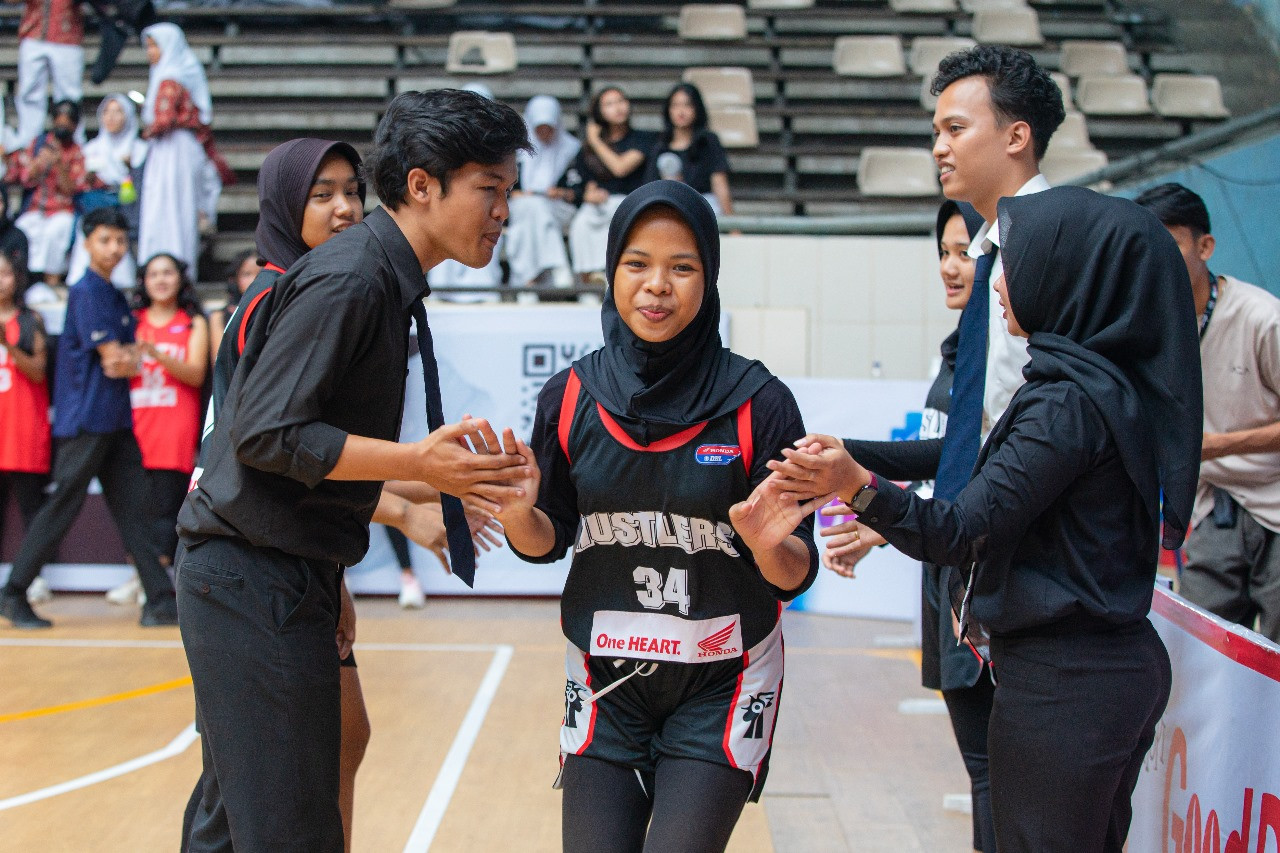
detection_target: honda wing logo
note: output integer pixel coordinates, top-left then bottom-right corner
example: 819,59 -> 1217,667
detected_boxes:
696,621 -> 739,658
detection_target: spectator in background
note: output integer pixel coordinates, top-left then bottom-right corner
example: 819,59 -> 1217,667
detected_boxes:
208,248 -> 257,356
428,82 -> 504,302
131,253 -> 207,559
1,207 -> 177,629
505,95 -> 579,289
646,83 -> 734,217
1136,183 -> 1280,644
10,0 -> 84,149
11,99 -> 89,290
68,94 -> 149,289
138,22 -> 232,279
566,86 -> 653,285
0,252 -> 51,602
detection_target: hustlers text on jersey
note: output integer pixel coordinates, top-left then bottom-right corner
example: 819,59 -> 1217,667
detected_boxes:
574,510 -> 740,558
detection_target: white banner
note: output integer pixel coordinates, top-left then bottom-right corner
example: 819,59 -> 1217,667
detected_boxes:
1130,588 -> 1280,853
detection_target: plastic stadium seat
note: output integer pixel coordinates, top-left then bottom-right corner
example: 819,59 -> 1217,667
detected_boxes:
709,106 -> 759,148
890,0 -> 958,13
1151,74 -> 1230,119
683,67 -> 755,109
1050,111 -> 1093,150
446,31 -> 517,74
748,0 -> 814,7
1039,147 -> 1108,184
920,76 -> 939,111
1051,72 -> 1073,112
972,7 -> 1043,46
1059,41 -> 1129,78
1075,73 -> 1151,115
857,147 -> 939,196
908,37 -> 976,77
833,36 -> 907,77
678,5 -> 747,40
960,0 -> 1026,12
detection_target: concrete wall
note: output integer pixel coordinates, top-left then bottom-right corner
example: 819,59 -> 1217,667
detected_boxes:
721,233 -> 955,380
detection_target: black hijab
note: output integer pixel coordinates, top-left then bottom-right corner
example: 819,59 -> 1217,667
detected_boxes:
935,199 -> 986,368
255,138 -> 365,269
995,186 -> 1202,548
573,180 -> 774,445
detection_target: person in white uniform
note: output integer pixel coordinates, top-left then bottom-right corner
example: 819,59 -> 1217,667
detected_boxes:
505,95 -> 580,290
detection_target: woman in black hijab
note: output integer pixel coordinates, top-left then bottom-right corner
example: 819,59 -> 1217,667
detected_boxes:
497,180 -> 822,853
765,186 -> 1201,852
824,199 -> 999,853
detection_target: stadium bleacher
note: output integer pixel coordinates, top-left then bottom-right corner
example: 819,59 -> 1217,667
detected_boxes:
0,0 -> 1260,284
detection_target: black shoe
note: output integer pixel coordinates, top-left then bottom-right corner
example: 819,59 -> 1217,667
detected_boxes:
1,591 -> 53,629
139,595 -> 179,627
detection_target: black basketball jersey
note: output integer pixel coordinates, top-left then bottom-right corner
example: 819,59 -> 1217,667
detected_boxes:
556,369 -> 791,661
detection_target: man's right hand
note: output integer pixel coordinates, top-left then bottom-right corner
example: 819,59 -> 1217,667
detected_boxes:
408,418 -> 530,515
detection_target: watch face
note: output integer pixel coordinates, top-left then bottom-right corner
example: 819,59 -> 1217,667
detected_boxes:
852,486 -> 877,514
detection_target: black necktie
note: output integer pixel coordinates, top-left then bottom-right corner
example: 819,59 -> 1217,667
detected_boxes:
410,299 -> 478,587
934,248 -> 996,501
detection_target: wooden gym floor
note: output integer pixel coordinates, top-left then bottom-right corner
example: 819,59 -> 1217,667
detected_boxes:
0,595 -> 972,852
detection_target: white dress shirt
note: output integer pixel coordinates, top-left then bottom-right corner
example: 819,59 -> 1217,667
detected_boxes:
967,173 -> 1051,436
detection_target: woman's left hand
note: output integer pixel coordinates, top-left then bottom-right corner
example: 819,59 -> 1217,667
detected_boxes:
765,435 -> 868,502
730,478 -> 834,552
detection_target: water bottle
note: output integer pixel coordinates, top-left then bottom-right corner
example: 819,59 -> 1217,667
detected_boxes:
870,360 -> 883,379
118,175 -> 137,205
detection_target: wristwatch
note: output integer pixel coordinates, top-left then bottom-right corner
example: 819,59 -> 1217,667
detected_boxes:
848,473 -> 879,515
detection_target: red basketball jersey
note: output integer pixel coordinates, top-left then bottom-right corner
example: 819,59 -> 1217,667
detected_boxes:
131,308 -> 201,473
0,313 -> 51,473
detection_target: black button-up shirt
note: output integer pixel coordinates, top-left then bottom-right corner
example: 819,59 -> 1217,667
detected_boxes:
178,208 -> 427,565
861,380 -> 1158,636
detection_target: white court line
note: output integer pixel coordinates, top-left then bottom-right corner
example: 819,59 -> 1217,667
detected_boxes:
0,723 -> 199,811
2,636 -> 515,848
403,644 -> 514,853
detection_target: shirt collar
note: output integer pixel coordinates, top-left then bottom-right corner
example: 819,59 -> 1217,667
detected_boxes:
364,206 -> 431,310
967,173 -> 1051,258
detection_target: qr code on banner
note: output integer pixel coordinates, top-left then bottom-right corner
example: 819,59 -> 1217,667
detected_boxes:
519,342 -> 597,431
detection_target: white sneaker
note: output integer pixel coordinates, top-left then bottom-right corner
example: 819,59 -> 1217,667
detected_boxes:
27,575 -> 53,604
106,575 -> 142,606
399,576 -> 426,609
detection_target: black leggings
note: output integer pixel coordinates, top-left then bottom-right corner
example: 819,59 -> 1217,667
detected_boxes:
148,468 -> 191,564
943,670 -> 997,853
561,753 -> 753,853
385,525 -> 412,570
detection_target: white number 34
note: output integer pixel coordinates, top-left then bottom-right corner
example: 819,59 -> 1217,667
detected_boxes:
633,566 -> 691,616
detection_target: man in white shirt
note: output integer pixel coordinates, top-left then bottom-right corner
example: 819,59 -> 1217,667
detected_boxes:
1136,183 -> 1280,643
930,46 -> 1065,433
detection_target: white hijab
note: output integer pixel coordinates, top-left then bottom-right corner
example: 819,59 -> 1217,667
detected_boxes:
517,95 -> 580,194
82,94 -> 147,187
142,23 -> 213,126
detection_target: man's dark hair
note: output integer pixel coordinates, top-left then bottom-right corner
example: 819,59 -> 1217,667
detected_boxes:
931,45 -> 1065,160
50,98 -> 80,124
82,205 -> 130,237
364,89 -> 530,208
1133,183 -> 1212,237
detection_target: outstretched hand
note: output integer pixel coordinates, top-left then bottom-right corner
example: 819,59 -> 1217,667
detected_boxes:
409,417 -> 530,515
730,478 -> 834,552
819,502 -> 886,578
765,434 -> 869,503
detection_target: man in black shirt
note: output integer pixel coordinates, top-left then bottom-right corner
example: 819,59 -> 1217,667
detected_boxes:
174,89 -> 531,852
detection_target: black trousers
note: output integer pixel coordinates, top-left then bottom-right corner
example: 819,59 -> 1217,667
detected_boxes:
0,470 -> 49,543
987,620 -> 1171,853
147,468 -> 190,564
3,430 -> 173,602
943,671 -> 997,853
177,535 -> 345,853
